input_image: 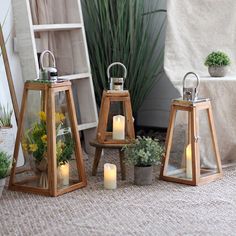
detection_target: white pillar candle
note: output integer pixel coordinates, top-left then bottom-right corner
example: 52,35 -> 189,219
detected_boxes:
112,115 -> 125,140
104,163 -> 117,190
186,144 -> 192,179
58,163 -> 69,186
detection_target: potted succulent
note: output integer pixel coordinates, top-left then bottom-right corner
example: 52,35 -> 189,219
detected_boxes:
0,104 -> 14,157
204,51 -> 231,77
0,151 -> 11,196
123,136 -> 164,185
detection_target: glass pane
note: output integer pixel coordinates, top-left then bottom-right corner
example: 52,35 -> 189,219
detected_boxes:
15,90 -> 49,189
198,109 -> 219,177
54,91 -> 80,189
165,110 -> 193,180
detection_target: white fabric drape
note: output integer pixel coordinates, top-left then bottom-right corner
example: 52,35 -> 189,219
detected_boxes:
164,0 -> 236,166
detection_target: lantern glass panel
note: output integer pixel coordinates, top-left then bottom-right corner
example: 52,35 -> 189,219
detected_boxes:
15,90 -> 50,189
106,101 -> 124,132
54,91 -> 80,189
198,109 -> 219,177
165,110 -> 193,180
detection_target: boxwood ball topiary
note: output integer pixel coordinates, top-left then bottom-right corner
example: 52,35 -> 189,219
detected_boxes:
204,51 -> 231,67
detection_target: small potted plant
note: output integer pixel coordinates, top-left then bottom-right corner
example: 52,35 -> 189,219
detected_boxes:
0,104 -> 14,157
0,151 -> 11,196
204,51 -> 231,77
123,136 -> 164,185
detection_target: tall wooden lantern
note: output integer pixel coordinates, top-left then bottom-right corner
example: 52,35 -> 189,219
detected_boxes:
160,72 -> 222,185
9,80 -> 87,196
96,62 -> 135,144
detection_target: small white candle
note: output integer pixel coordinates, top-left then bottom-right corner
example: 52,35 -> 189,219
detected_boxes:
112,115 -> 125,140
104,163 -> 117,190
58,163 -> 69,186
186,144 -> 192,179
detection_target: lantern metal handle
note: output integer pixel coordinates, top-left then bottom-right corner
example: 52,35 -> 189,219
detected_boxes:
183,72 -> 200,89
40,50 -> 56,70
107,62 -> 127,80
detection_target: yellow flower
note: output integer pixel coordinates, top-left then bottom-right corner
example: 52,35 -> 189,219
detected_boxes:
22,143 -> 28,151
39,111 -> 46,121
29,144 -> 38,152
55,113 -> 65,123
41,134 -> 47,144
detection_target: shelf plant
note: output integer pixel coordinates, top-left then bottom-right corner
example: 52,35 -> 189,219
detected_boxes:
123,136 -> 164,185
204,51 -> 231,77
82,0 -> 166,115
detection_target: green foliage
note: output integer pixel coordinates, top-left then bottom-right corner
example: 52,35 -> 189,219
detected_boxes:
123,136 -> 164,167
23,111 -> 74,166
0,104 -> 13,127
0,151 -> 11,179
204,51 -> 231,67
82,0 -> 166,114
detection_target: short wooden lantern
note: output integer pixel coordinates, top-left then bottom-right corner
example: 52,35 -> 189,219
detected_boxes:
160,99 -> 223,186
9,80 -> 87,196
96,90 -> 135,144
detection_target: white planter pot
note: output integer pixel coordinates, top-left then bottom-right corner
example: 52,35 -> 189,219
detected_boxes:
0,178 -> 6,197
0,127 -> 15,157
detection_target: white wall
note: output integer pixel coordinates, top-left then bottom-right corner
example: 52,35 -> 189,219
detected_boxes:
0,0 -> 24,165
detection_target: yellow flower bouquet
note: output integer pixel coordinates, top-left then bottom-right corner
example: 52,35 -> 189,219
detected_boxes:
23,111 -> 74,168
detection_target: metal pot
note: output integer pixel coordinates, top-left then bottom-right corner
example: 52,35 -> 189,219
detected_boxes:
134,165 -> 153,185
208,66 -> 228,77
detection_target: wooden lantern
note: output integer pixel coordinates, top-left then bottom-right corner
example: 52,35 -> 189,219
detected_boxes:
160,98 -> 223,186
9,80 -> 87,196
96,90 -> 135,144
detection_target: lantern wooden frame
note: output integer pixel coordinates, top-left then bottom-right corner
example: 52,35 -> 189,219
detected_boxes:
9,81 -> 87,196
160,99 -> 223,186
96,90 -> 135,144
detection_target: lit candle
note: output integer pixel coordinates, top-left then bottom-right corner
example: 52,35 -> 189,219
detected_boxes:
104,163 -> 117,190
186,144 -> 192,179
58,163 -> 69,186
112,115 -> 125,140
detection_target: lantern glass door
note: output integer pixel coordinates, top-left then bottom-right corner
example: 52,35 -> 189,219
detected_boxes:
165,110 -> 193,181
14,90 -> 50,189
198,109 -> 220,177
54,91 -> 81,189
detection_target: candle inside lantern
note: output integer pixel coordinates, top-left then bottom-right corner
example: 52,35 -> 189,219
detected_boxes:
112,115 -> 125,140
58,162 -> 69,186
186,144 -> 192,179
104,163 -> 117,190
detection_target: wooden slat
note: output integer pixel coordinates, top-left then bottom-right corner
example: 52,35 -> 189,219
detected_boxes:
0,25 -> 19,123
33,23 -> 83,32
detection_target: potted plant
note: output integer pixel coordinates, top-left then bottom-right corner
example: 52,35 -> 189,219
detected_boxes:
123,136 -> 164,185
204,51 -> 231,77
0,151 -> 11,196
0,104 -> 14,157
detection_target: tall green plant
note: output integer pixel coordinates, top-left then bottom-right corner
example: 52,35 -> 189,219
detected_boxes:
82,0 -> 166,115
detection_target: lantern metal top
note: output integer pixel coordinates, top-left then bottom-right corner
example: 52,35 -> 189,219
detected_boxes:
182,72 -> 200,101
107,62 -> 127,91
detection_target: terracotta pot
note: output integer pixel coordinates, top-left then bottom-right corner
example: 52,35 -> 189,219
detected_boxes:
208,66 -> 228,77
134,165 -> 153,185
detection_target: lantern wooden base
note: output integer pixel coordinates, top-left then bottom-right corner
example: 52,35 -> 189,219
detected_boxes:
9,81 -> 87,197
160,99 -> 223,186
96,90 -> 135,144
